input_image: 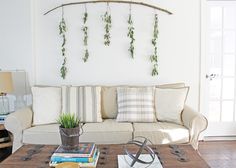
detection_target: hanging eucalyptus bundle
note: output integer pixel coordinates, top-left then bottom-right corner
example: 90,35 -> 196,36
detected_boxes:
82,7 -> 89,62
102,3 -> 112,46
127,6 -> 135,58
150,14 -> 159,76
59,9 -> 67,79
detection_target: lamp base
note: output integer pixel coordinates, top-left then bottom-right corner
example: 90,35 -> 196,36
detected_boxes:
14,95 -> 26,110
0,95 -> 10,115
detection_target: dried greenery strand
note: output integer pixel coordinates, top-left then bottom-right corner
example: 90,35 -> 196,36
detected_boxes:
59,16 -> 67,79
127,12 -> 135,58
82,10 -> 89,62
150,14 -> 159,76
102,4 -> 112,46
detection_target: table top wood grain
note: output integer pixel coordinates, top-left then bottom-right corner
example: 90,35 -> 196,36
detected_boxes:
0,144 -> 210,168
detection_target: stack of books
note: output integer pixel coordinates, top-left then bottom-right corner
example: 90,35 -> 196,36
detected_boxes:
49,142 -> 99,168
0,130 -> 10,143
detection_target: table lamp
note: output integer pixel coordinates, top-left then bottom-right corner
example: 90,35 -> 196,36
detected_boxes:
11,71 -> 30,110
0,72 -> 13,114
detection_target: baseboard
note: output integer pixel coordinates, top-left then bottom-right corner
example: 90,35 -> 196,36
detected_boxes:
203,136 -> 236,141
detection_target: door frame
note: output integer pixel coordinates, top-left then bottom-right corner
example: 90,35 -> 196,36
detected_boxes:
200,0 -> 236,140
200,0 -> 208,138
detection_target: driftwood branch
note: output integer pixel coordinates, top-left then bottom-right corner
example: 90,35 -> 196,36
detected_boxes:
44,0 -> 172,15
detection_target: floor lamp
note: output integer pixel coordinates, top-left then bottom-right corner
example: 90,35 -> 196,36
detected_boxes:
0,72 -> 13,114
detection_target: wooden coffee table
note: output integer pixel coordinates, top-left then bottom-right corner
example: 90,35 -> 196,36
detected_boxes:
0,144 -> 209,168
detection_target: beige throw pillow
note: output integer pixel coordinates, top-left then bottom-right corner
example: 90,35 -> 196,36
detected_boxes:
101,87 -> 118,119
32,87 -> 62,125
155,87 -> 189,125
116,87 -> 156,122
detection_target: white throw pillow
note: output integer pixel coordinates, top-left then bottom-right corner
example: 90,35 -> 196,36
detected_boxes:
116,87 -> 156,122
32,87 -> 62,125
62,86 -> 103,123
155,87 -> 189,125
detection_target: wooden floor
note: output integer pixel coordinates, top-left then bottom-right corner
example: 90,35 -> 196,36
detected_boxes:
0,141 -> 236,167
198,141 -> 236,168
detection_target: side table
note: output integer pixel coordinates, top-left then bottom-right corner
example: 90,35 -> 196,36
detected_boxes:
0,124 -> 12,149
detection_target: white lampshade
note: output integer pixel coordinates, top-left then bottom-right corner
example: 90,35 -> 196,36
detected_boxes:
0,72 -> 13,93
11,71 -> 30,95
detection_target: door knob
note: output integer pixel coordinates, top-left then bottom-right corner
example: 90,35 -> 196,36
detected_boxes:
206,74 -> 218,80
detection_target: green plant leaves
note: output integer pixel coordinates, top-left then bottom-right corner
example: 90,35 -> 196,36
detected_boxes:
82,12 -> 89,62
127,13 -> 135,58
102,10 -> 112,46
57,113 -> 80,128
58,8 -> 160,78
150,14 -> 159,76
59,17 -> 67,79
83,49 -> 89,62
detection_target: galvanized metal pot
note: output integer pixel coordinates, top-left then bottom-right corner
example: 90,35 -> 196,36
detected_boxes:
59,125 -> 83,150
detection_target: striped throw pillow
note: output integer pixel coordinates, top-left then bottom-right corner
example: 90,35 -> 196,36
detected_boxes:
116,87 -> 156,122
62,86 -> 102,123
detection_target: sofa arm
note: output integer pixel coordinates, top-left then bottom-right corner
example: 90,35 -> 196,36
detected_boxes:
4,107 -> 33,153
182,105 -> 208,150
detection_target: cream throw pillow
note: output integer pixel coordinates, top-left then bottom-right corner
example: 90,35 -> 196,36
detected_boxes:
155,87 -> 189,125
32,87 -> 62,125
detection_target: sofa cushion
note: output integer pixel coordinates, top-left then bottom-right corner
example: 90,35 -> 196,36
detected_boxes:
32,87 -> 62,125
80,119 -> 133,144
61,85 -> 71,114
101,87 -> 118,119
23,124 -> 61,145
116,87 -> 156,122
62,86 -> 103,123
133,122 -> 189,144
155,87 -> 189,125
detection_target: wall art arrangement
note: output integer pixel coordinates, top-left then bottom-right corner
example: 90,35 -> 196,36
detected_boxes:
44,0 -> 172,79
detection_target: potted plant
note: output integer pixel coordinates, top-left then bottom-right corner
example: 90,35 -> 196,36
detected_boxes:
57,113 -> 82,150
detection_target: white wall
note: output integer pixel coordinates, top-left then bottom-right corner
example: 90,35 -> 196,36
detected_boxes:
0,0 -> 201,110
0,0 -> 32,81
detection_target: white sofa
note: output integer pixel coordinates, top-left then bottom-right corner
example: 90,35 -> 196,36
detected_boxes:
5,83 -> 208,153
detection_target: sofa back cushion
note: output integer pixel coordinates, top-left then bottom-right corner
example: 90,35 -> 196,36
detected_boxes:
116,87 -> 156,122
101,87 -> 118,119
157,83 -> 185,88
62,86 -> 102,123
155,87 -> 189,125
100,83 -> 186,119
32,87 -> 62,125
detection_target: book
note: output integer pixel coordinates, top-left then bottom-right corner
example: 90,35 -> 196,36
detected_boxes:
49,151 -> 100,168
0,130 -> 9,138
0,115 -> 7,124
52,144 -> 97,158
50,148 -> 98,163
0,136 -> 10,143
53,143 -> 95,158
118,154 -> 163,168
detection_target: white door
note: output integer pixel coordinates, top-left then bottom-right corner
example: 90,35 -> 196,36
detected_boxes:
204,1 -> 236,137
